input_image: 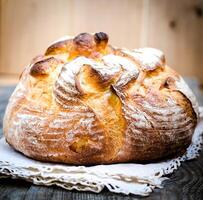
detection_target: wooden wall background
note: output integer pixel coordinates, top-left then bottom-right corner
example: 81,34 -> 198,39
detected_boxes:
0,0 -> 203,82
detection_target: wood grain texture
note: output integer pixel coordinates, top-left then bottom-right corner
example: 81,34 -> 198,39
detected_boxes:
147,0 -> 203,82
0,0 -> 203,83
0,0 -> 73,74
0,79 -> 203,199
71,0 -> 144,49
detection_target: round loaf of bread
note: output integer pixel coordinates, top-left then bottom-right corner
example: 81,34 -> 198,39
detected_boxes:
3,32 -> 199,164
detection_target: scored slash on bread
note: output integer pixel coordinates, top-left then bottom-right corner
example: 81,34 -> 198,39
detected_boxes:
3,32 -> 199,165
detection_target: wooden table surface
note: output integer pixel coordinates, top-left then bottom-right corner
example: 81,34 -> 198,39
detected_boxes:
0,79 -> 203,200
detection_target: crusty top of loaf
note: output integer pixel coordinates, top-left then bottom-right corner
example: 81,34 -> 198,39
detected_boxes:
28,32 -> 199,115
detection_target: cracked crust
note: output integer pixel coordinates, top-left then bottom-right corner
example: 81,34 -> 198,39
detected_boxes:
3,32 -> 199,165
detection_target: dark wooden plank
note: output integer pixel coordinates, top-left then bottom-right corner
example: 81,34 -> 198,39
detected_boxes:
0,80 -> 203,200
0,179 -> 31,200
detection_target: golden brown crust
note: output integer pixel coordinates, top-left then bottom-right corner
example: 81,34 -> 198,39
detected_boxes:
30,57 -> 62,77
3,32 -> 199,165
45,39 -> 73,55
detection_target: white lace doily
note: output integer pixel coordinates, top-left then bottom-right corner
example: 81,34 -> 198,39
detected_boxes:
0,107 -> 203,196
